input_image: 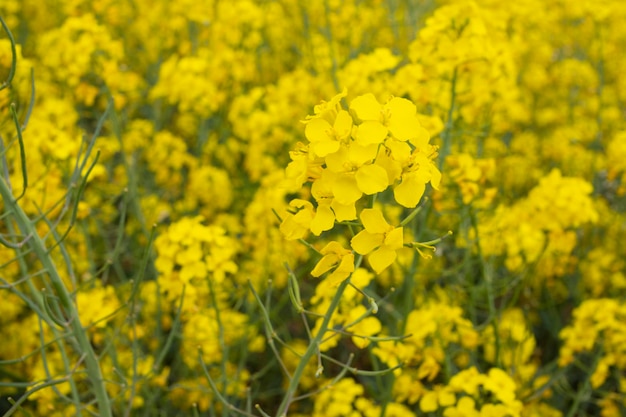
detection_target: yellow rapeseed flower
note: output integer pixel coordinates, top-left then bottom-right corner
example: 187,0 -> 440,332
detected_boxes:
351,208 -> 404,274
310,241 -> 355,285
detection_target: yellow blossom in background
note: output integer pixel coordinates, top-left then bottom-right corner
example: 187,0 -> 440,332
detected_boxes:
420,384 -> 456,412
344,304 -> 381,349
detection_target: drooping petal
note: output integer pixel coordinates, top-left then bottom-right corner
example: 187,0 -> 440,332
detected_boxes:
310,204 -> 335,235
279,200 -> 314,239
360,208 -> 391,234
350,93 -> 381,121
351,230 -> 384,255
394,175 -> 426,208
311,241 -> 351,277
311,253 -> 339,277
429,163 -> 442,189
280,215 -> 309,240
331,200 -> 357,221
327,253 -> 355,286
355,164 -> 389,195
368,246 -> 397,274
320,241 -> 349,255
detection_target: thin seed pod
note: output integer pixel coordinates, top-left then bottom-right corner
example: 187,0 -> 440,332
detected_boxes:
20,68 -> 35,130
49,150 -> 100,252
10,103 -> 27,201
42,290 -> 70,328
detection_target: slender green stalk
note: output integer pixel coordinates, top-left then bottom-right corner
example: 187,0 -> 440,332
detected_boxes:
248,280 -> 291,379
10,104 -> 27,201
275,277 -> 351,417
0,15 -> 17,91
4,377 -> 71,417
322,0 -> 340,93
438,66 -> 459,170
0,177 -> 112,417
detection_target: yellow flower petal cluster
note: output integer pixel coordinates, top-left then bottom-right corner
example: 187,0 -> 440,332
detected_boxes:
282,90 -> 440,241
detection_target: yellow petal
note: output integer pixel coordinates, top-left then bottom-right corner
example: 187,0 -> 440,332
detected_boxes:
439,389 -> 456,407
385,139 -> 412,162
348,143 -> 379,166
351,316 -> 381,348
409,125 -> 431,148
311,140 -> 340,158
355,164 -> 389,195
279,216 -> 307,240
350,93 -> 381,121
388,114 -> 421,142
351,230 -> 383,255
333,110 -> 353,140
279,200 -> 314,240
420,392 -> 439,413
331,200 -> 357,221
310,204 -> 335,235
332,175 -> 362,205
326,254 -> 355,286
368,246 -> 397,274
355,120 -> 388,145
430,163 -> 442,189
311,174 -> 333,200
384,227 -> 404,250
394,175 -> 426,208
319,241 -> 348,255
325,147 -> 348,173
311,253 -> 339,277
305,118 -> 332,143
386,97 -> 416,118
360,208 -> 391,234
375,153 -> 402,185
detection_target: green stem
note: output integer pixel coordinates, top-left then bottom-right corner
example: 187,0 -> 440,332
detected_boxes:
275,277 -> 352,417
322,0 -> 340,92
438,66 -> 458,171
0,177 -> 112,417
